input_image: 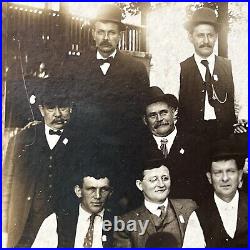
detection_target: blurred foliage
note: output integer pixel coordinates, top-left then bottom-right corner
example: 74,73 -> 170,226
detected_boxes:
115,2 -> 247,27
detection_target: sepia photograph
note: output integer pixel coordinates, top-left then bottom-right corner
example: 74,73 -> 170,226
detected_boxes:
2,2 -> 248,248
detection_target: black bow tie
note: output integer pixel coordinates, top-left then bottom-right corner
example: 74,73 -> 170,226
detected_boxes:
97,57 -> 114,65
49,129 -> 62,136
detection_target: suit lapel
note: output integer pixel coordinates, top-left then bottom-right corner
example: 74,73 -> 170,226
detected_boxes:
169,199 -> 185,239
137,206 -> 156,236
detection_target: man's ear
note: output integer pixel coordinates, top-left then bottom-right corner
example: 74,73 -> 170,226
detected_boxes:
136,180 -> 143,192
206,172 -> 212,185
188,32 -> 193,44
38,105 -> 45,117
74,185 -> 82,198
173,108 -> 178,121
143,116 -> 148,126
238,170 -> 244,188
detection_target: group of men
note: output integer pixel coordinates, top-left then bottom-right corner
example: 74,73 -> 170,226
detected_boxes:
3,4 -> 247,248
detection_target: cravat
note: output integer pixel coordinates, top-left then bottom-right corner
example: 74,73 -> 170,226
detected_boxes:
200,60 -> 215,106
160,139 -> 168,158
97,57 -> 113,66
83,214 -> 96,248
49,129 -> 62,136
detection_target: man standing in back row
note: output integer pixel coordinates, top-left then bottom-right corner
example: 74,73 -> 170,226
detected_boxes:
63,4 -> 150,212
178,7 -> 237,141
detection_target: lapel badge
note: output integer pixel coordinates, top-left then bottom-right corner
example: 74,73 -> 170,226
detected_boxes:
102,235 -> 107,242
29,95 -> 36,104
213,75 -> 218,81
179,214 -> 185,223
179,148 -> 185,154
62,138 -> 68,145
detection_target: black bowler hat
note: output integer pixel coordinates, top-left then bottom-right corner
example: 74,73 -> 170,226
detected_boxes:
184,7 -> 219,32
92,4 -> 126,31
143,86 -> 179,110
36,77 -> 75,106
210,138 -> 247,169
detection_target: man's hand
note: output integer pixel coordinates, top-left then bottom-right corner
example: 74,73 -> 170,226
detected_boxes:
234,119 -> 248,134
22,120 -> 42,131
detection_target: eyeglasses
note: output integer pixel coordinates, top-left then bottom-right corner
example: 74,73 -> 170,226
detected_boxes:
143,176 -> 170,184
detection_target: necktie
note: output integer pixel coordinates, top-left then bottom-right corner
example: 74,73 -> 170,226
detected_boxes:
49,129 -> 62,136
83,214 -> 96,248
200,60 -> 215,106
97,57 -> 113,66
160,139 -> 168,158
158,205 -> 167,221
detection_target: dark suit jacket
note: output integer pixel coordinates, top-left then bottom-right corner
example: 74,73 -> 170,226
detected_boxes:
113,199 -> 197,248
61,49 -> 150,142
57,205 -> 115,248
3,123 -> 91,247
139,130 -> 210,203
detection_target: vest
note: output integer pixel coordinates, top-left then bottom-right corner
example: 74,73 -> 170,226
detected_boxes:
57,206 -> 114,248
178,55 -> 236,137
196,192 -> 248,247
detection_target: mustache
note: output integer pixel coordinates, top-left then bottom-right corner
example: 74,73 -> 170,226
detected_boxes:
199,44 -> 212,48
52,119 -> 66,124
154,122 -> 168,129
100,41 -> 112,47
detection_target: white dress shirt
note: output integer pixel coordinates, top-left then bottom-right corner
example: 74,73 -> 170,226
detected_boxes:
97,50 -> 117,75
44,124 -> 63,150
182,191 -> 239,248
32,205 -> 104,248
144,198 -> 169,217
153,126 -> 177,153
194,53 -> 217,120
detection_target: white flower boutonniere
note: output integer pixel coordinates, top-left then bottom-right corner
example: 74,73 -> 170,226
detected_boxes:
179,148 -> 185,154
102,235 -> 107,242
179,215 -> 185,223
63,138 -> 69,145
213,75 -> 218,81
29,95 -> 36,104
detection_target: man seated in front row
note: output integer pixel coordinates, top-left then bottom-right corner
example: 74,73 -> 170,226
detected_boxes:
183,138 -> 248,247
113,155 -> 197,248
32,165 -> 115,248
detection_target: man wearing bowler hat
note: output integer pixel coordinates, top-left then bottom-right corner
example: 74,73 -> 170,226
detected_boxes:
140,86 -> 209,204
3,77 -> 91,247
64,3 -> 149,142
178,7 -> 238,141
62,4 -> 150,212
183,138 -> 248,247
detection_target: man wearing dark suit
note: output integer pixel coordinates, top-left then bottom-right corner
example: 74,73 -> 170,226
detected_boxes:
178,8 -> 236,141
140,86 -> 209,203
31,166 -> 115,248
62,4 -> 149,212
113,157 -> 197,248
183,138 -> 248,247
3,77 -> 87,247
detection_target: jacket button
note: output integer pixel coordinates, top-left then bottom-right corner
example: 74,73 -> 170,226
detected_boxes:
200,109 -> 203,112
202,89 -> 205,93
27,196 -> 31,200
226,238 -> 229,241
49,156 -> 53,160
48,165 -> 52,168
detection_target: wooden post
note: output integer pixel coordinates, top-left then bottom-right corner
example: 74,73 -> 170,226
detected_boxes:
217,2 -> 229,58
140,3 -> 150,52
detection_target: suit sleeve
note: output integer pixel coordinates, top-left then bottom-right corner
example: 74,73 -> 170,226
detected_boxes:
182,211 -> 206,248
113,216 -> 132,248
2,136 -> 16,232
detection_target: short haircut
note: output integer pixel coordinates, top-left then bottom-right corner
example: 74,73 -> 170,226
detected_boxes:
136,157 -> 169,181
209,156 -> 245,172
